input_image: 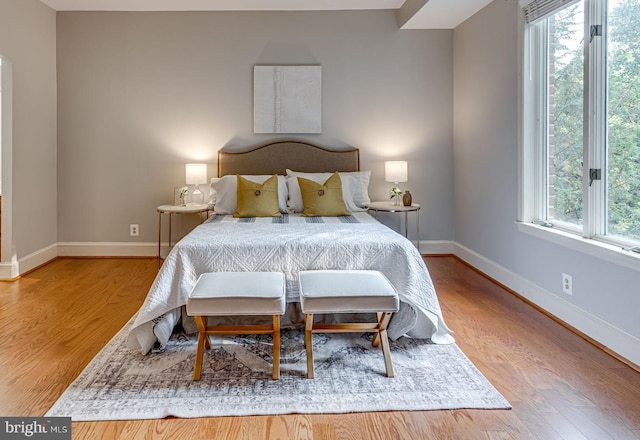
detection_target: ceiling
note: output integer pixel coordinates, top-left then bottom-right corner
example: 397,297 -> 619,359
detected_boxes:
38,0 -> 494,29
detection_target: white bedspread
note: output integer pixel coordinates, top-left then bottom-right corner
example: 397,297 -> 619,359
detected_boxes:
126,212 -> 454,354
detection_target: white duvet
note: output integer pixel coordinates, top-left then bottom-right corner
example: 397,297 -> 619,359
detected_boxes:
126,212 -> 454,354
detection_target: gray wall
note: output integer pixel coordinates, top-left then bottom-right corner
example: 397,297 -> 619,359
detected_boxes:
56,10 -> 454,243
0,0 -> 57,261
453,1 -> 640,342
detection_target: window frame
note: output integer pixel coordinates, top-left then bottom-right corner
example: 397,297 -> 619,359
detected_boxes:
519,0 -> 640,269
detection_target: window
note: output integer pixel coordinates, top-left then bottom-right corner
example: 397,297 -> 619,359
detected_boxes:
522,0 -> 640,248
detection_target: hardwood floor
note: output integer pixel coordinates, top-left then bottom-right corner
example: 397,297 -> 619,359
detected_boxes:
0,257 -> 638,439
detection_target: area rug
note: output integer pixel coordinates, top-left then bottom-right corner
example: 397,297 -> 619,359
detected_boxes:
46,318 -> 510,421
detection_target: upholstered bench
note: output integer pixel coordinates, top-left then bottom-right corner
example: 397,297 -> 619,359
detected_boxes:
298,270 -> 399,378
186,272 -> 286,380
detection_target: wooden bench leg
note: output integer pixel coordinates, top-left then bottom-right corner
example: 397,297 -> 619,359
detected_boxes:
272,314 -> 281,380
372,312 -> 383,347
193,316 -> 208,381
379,327 -> 394,378
371,312 -> 394,377
304,313 -> 315,379
372,312 -> 393,348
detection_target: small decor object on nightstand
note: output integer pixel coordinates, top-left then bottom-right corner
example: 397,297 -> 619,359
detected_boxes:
175,186 -> 189,206
403,190 -> 412,206
390,187 -> 403,205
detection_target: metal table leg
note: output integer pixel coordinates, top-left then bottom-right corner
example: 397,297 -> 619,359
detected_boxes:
157,212 -> 162,269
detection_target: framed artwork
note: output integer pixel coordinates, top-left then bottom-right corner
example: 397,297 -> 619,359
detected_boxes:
253,65 -> 322,134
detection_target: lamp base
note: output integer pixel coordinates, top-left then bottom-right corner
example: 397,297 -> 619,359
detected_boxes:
189,185 -> 204,205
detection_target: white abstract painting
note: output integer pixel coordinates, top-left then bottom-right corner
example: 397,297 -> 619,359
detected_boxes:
254,66 -> 322,134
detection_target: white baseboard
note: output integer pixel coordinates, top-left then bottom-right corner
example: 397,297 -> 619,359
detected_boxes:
419,240 -> 455,255
0,243 -> 58,280
57,242 -> 158,257
453,242 -> 640,368
0,262 -> 18,279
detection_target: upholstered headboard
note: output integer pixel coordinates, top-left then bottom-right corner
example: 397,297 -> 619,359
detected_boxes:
218,140 -> 359,176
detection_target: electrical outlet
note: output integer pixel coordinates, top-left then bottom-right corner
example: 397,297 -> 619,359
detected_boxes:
562,273 -> 572,295
130,224 -> 139,237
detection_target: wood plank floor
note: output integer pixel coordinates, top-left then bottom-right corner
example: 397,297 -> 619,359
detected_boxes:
0,257 -> 638,439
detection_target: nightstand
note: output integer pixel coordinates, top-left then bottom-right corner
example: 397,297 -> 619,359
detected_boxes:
157,204 -> 211,268
367,201 -> 421,250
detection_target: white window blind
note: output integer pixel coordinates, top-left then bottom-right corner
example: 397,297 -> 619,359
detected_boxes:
519,0 -> 582,23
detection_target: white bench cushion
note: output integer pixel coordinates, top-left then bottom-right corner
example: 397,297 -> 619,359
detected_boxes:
299,270 -> 399,314
187,272 -> 286,316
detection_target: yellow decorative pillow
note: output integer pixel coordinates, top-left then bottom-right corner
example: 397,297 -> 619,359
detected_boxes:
298,172 -> 350,217
234,175 -> 282,218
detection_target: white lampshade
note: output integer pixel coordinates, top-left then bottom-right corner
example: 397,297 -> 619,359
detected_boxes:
385,161 -> 408,183
185,164 -> 207,185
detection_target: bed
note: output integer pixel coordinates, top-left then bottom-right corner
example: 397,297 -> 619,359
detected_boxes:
127,140 -> 454,354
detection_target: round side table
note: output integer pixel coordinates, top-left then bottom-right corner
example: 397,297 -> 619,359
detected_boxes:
367,201 -> 421,250
157,204 -> 211,268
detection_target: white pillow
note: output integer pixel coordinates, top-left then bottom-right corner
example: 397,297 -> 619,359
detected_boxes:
285,170 -> 367,213
209,177 -> 220,206
211,175 -> 288,215
345,170 -> 372,207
